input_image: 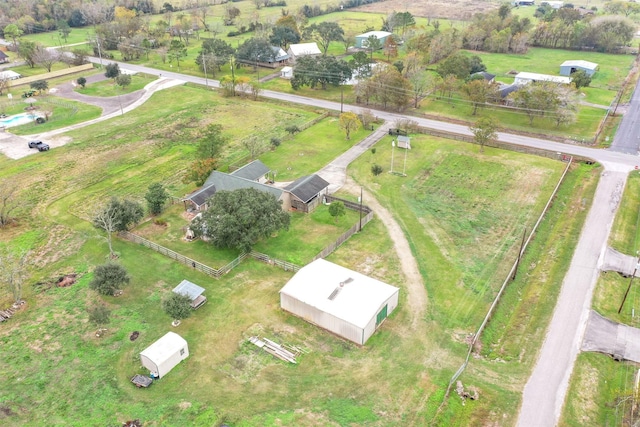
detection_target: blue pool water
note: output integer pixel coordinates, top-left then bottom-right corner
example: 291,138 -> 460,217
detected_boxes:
0,113 -> 39,128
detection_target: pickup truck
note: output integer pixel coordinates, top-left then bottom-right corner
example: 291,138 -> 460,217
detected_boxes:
28,140 -> 49,151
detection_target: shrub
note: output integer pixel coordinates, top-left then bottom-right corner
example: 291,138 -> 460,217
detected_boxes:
270,137 -> 281,148
371,164 -> 383,176
89,263 -> 130,296
163,292 -> 192,321
88,303 -> 111,326
285,125 -> 300,135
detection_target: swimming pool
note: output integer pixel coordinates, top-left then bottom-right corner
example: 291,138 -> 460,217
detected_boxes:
0,113 -> 41,128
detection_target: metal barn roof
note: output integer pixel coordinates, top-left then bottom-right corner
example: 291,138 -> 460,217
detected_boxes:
230,160 -> 270,181
356,31 -> 392,39
561,60 -> 598,70
279,258 -> 399,329
284,174 -> 329,203
288,43 -> 321,56
514,72 -> 571,84
140,332 -> 187,363
173,279 -> 205,301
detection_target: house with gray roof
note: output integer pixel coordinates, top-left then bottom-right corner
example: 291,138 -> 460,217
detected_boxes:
284,174 -> 330,213
230,160 -> 270,182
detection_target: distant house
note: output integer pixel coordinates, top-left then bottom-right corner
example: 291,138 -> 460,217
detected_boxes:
0,51 -> 9,64
284,174 -> 330,213
173,279 -> 207,309
139,332 -> 189,379
281,66 -> 293,79
514,0 -> 535,5
184,184 -> 217,211
230,159 -> 270,183
280,258 -> 400,345
472,71 -> 496,83
287,43 -> 321,62
541,0 -> 563,8
354,31 -> 393,49
270,46 -> 289,65
514,72 -> 571,85
560,60 -> 598,77
0,70 -> 20,80
498,82 -> 521,99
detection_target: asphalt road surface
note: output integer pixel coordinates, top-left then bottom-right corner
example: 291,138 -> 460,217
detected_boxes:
610,82 -> 640,154
74,57 -> 640,424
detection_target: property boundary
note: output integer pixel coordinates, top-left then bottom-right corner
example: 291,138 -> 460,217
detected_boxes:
441,156 -> 574,404
9,63 -> 94,90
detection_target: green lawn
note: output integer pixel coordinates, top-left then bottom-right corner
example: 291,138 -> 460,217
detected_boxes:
259,116 -> 372,181
21,27 -> 95,47
75,74 -> 157,97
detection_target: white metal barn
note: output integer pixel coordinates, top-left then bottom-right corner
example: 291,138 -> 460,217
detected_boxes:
279,258 -> 399,345
139,332 -> 189,378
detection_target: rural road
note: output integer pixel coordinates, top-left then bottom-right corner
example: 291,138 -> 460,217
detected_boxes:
610,77 -> 640,154
12,57 -> 640,423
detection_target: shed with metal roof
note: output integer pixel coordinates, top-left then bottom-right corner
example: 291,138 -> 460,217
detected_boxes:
560,60 -> 598,77
279,258 -> 399,345
284,174 -> 329,213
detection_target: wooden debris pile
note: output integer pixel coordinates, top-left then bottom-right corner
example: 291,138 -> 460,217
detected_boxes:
249,336 -> 307,364
0,306 -> 16,323
456,381 -> 479,405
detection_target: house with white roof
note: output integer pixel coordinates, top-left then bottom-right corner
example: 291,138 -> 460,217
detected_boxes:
354,31 -> 393,49
287,43 -> 321,62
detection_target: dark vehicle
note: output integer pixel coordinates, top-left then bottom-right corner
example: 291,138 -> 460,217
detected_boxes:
28,140 -> 49,151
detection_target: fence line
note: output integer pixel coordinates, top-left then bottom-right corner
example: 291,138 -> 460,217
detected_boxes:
441,157 -> 574,406
10,63 -> 94,89
249,251 -> 301,272
120,231 -> 246,278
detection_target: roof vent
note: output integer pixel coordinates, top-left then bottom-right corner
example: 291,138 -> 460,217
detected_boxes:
328,277 -> 353,300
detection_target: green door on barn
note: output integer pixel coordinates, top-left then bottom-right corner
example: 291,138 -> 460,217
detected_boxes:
376,304 -> 388,327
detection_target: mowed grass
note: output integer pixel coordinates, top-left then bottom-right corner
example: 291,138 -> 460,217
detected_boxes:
75,74 -> 157,97
260,116 -> 372,181
8,97 -> 102,136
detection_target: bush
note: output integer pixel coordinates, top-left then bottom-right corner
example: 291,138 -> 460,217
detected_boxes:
88,303 -> 111,326
89,263 -> 130,296
285,125 -> 300,135
371,164 -> 383,176
153,218 -> 167,226
162,292 -> 192,321
77,77 -> 86,88
270,137 -> 281,148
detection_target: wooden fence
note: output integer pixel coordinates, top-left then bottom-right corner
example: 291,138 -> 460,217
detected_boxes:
10,63 -> 94,90
120,231 -> 246,278
312,195 -> 374,261
249,251 -> 301,272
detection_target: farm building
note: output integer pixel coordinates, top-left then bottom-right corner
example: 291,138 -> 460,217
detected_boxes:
560,60 -> 598,77
279,258 -> 399,345
472,71 -> 496,82
281,66 -> 293,79
0,70 -> 20,80
0,51 -> 9,64
284,174 -> 330,213
514,72 -> 571,85
230,159 -> 270,183
541,0 -> 564,8
397,135 -> 411,149
354,31 -> 393,49
287,43 -> 321,62
173,279 -> 207,309
270,46 -> 289,65
139,332 -> 189,378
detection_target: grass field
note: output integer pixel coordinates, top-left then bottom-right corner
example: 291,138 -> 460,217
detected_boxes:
0,72 -> 599,425
76,74 -> 157,97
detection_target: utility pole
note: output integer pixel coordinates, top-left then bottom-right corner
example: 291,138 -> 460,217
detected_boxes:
96,36 -> 104,68
340,84 -> 344,113
512,228 -> 527,281
230,58 -> 236,97
619,256 -> 640,314
202,52 -> 208,87
402,143 -> 408,176
390,139 -> 395,174
359,187 -> 363,232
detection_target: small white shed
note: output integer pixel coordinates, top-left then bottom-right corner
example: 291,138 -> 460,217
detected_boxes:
139,332 -> 189,378
280,259 -> 399,345
281,66 -> 293,79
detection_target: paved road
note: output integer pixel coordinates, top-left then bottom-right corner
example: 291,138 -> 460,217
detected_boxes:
610,81 -> 640,154
59,57 -> 640,424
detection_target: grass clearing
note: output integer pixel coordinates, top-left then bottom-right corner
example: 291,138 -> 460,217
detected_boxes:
76,74 -> 157,96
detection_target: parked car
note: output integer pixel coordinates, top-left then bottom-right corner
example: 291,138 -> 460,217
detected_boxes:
28,140 -> 49,151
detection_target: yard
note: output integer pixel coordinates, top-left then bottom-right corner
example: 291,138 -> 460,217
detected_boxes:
0,72 -> 600,425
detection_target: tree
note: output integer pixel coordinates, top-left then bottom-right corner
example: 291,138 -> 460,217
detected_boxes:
88,303 -> 111,327
197,124 -> 228,160
371,164 -> 383,176
32,46 -> 59,72
196,39 -> 234,76
270,26 -> 301,49
145,183 -> 169,216
57,20 -> 72,44
89,263 -> 130,296
17,40 -> 38,68
105,63 -> 120,81
0,246 -> 28,304
291,55 -> 352,90
168,39 -> 187,70
242,136 -> 267,160
30,80 -> 49,94
93,197 -> 144,257
190,188 -> 290,252
384,36 -> 399,61
461,79 -> 498,115
0,74 -> 11,96
328,201 -> 346,223
437,52 -> 472,80
470,116 -> 498,153
0,180 -> 20,227
77,77 -> 87,88
339,112 -> 361,140
162,292 -> 192,323
365,34 -> 382,59
183,158 -> 218,186
115,74 -> 132,90
571,70 -> 592,89
235,38 -> 275,69
304,22 -> 344,56
3,24 -> 23,51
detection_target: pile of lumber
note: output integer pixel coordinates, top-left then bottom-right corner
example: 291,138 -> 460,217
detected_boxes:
249,336 -> 303,364
0,307 -> 15,322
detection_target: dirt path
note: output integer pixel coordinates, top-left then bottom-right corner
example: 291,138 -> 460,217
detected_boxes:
340,176 -> 427,329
